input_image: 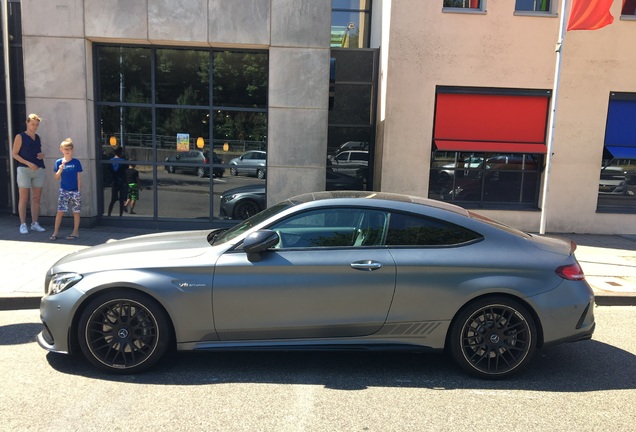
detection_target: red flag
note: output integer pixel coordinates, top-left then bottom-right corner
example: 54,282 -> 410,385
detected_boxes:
567,0 -> 615,30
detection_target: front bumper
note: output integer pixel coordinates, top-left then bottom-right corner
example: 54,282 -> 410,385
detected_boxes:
37,287 -> 86,355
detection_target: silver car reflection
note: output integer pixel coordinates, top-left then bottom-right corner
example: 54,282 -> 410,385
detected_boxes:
38,191 -> 595,379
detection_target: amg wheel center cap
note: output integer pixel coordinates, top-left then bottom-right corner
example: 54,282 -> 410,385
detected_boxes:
118,328 -> 129,339
489,334 -> 500,344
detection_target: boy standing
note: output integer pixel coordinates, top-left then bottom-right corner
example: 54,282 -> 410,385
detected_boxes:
50,138 -> 83,240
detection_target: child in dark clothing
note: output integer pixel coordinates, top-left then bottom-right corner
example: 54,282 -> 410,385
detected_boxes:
124,164 -> 142,214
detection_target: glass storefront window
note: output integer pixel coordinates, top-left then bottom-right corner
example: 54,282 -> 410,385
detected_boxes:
429,152 -> 542,207
156,48 -> 209,106
97,47 -> 151,103
597,160 -> 636,210
331,1 -> 371,48
95,46 -> 268,222
213,52 -> 268,108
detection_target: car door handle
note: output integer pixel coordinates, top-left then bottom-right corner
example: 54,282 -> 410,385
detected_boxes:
350,260 -> 383,271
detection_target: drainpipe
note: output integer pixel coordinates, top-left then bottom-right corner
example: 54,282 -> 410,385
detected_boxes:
2,0 -> 16,214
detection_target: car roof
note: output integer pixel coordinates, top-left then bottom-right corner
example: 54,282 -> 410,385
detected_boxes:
285,191 -> 470,217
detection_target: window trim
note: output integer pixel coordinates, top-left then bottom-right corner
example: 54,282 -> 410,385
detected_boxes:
442,0 -> 486,14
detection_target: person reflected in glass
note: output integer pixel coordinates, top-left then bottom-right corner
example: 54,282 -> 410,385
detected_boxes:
107,146 -> 128,216
124,164 -> 142,214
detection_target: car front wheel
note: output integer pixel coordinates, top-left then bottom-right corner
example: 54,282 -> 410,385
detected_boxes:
77,290 -> 171,374
449,297 -> 537,379
230,166 -> 238,176
256,169 -> 266,179
233,200 -> 261,220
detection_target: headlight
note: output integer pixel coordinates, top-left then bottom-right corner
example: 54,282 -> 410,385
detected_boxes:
48,272 -> 83,295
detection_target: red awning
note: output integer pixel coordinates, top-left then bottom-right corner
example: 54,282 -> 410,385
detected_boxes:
435,140 -> 547,154
434,91 -> 549,153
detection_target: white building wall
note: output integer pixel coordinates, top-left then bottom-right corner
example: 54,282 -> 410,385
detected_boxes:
379,0 -> 636,234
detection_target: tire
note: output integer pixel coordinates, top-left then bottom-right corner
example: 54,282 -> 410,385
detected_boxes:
233,200 -> 261,220
196,167 -> 206,178
449,297 -> 537,379
77,290 -> 171,374
230,166 -> 238,176
256,169 -> 266,179
167,165 -> 175,174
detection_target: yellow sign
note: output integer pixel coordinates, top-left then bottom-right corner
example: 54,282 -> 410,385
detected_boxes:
177,133 -> 189,152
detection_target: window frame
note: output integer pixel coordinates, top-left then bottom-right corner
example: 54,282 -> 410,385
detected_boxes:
442,0 -> 486,14
513,0 -> 557,16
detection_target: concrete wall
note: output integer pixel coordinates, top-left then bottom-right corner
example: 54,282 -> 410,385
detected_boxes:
379,0 -> 636,234
19,0 -> 331,217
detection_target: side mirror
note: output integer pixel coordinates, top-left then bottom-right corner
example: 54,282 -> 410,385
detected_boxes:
243,230 -> 280,262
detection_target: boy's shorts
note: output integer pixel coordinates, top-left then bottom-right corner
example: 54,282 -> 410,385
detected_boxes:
17,167 -> 45,188
57,189 -> 82,213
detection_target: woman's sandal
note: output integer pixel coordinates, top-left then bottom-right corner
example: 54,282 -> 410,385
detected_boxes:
49,235 -> 57,241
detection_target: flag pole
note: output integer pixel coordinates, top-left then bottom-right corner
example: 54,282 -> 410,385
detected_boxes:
539,0 -> 569,235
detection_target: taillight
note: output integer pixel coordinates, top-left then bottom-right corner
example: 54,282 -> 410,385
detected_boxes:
556,263 -> 585,280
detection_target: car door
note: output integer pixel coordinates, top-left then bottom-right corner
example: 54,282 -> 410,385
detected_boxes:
212,207 -> 397,341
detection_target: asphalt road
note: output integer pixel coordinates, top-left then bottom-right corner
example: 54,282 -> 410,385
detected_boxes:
1,306 -> 635,431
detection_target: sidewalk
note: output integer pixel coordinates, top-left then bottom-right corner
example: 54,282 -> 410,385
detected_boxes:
1,214 -> 635,310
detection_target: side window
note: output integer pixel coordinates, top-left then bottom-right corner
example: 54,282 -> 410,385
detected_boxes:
515,0 -> 552,13
385,212 -> 481,246
269,208 -> 387,248
443,0 -> 483,10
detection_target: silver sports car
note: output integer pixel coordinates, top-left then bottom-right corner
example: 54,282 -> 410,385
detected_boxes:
38,191 -> 595,378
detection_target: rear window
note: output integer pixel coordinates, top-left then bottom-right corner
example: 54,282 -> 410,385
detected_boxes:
386,212 -> 482,246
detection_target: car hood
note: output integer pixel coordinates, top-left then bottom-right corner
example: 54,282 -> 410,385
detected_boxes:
50,230 -> 217,273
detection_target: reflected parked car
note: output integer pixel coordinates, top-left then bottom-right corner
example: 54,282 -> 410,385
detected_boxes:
38,191 -> 595,378
440,156 -> 484,180
330,150 -> 369,177
329,141 -> 369,156
598,166 -> 634,196
165,150 -> 224,178
220,171 -> 365,220
229,150 -> 267,179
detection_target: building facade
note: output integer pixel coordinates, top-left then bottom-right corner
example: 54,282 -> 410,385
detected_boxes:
1,0 -> 635,234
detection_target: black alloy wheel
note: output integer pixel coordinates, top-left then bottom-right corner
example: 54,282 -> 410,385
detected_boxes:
449,297 -> 537,379
233,200 -> 262,220
78,290 -> 170,374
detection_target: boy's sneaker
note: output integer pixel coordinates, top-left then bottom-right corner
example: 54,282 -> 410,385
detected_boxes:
19,223 -> 28,234
31,222 -> 46,232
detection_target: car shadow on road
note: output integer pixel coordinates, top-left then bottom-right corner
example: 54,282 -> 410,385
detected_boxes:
43,338 -> 636,392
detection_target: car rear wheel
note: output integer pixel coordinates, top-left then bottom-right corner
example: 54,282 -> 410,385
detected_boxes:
196,167 -> 206,178
78,290 -> 171,374
449,297 -> 537,379
233,199 -> 262,220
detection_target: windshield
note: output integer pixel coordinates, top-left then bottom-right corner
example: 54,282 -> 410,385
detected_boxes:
211,201 -> 294,245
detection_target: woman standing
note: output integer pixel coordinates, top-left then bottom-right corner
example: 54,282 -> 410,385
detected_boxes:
12,113 -> 46,234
